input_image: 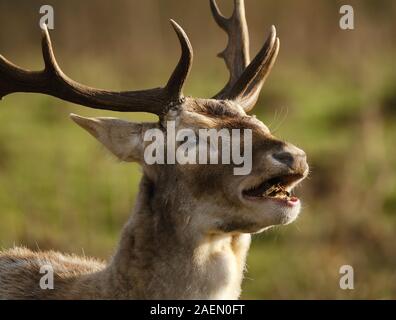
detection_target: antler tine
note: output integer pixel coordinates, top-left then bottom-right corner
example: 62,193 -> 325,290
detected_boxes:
209,0 -> 228,31
165,20 -> 193,103
0,22 -> 193,115
210,0 -> 280,112
229,26 -> 279,111
41,24 -> 60,73
210,0 -> 250,99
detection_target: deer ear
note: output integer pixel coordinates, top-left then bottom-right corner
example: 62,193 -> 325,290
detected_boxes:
70,113 -> 152,163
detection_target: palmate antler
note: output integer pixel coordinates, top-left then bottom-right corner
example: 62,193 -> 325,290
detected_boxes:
210,0 -> 279,112
0,20 -> 192,115
0,0 -> 279,114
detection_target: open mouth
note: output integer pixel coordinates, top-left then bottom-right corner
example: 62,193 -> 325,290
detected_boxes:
242,174 -> 303,203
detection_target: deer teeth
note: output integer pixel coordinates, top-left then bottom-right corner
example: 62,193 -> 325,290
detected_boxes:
243,174 -> 302,199
263,184 -> 283,196
262,183 -> 291,199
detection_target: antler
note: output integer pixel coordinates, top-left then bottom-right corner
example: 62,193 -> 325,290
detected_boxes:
0,20 -> 193,115
210,0 -> 279,112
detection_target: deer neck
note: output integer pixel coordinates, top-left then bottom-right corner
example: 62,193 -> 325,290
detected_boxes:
105,174 -> 251,299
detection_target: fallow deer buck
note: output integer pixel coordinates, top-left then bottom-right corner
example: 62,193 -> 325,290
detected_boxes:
0,0 -> 308,299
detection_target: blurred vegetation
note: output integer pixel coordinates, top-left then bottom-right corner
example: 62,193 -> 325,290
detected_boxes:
0,0 -> 395,299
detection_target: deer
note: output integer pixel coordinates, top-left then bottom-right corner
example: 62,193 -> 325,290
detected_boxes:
0,0 -> 308,299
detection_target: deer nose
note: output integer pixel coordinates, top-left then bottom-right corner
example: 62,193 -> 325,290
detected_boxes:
272,147 -> 307,172
272,152 -> 295,167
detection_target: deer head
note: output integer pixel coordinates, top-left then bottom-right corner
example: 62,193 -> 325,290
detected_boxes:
0,0 -> 308,235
